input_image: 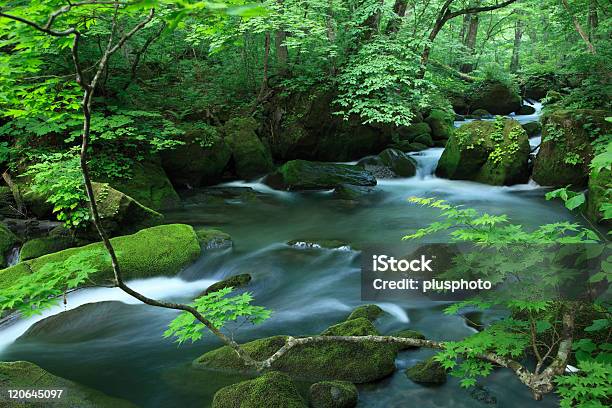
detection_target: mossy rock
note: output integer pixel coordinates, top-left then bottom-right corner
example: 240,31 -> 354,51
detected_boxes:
321,317 -> 378,336
224,117 -> 274,179
346,305 -> 385,322
0,361 -> 137,408
266,160 -> 376,190
0,222 -> 18,267
436,118 -> 530,185
0,186 -> 20,218
425,109 -> 454,140
19,236 -> 75,262
533,110 -> 610,187
92,182 -> 163,235
405,357 -> 447,384
212,371 -> 306,408
522,121 -> 542,137
195,228 -> 233,249
161,128 -> 231,188
585,168 -> 611,225
389,329 -> 426,351
472,109 -> 491,117
468,80 -> 521,115
203,273 -> 251,296
106,162 -> 180,211
392,141 -> 429,152
398,122 -> 431,142
287,239 -> 350,250
414,133 -> 434,147
309,381 -> 358,408
0,224 -> 201,290
333,184 -> 375,200
195,331 -> 397,383
378,148 -> 417,177
517,105 -> 536,115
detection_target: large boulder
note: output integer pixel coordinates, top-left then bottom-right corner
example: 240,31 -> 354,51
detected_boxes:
358,149 -> 417,178
0,222 -> 18,267
346,304 -> 385,322
585,168 -> 611,225
19,236 -> 75,262
436,118 -> 530,185
309,381 -> 358,408
0,361 -> 137,408
522,121 -> 542,137
405,357 -> 447,384
398,123 -> 432,142
425,109 -> 454,140
532,110 -> 610,187
194,318 -> 397,383
92,182 -> 162,235
265,160 -> 376,190
106,161 -> 180,211
224,117 -> 274,179
161,125 -> 231,188
212,371 -> 307,408
467,80 -> 521,115
0,224 -> 201,290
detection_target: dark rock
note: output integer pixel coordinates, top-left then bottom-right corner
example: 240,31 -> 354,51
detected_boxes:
203,273 -> 251,296
287,239 -> 350,250
309,381 -> 358,408
522,121 -> 542,137
195,228 -> 233,249
517,105 -> 536,115
470,384 -> 497,406
0,222 -> 18,267
378,148 -> 417,177
265,160 -> 376,190
425,109 -> 454,140
224,117 -> 274,179
405,357 -> 447,384
468,80 -> 521,115
333,184 -> 375,200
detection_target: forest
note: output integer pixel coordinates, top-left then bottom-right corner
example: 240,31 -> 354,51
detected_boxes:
0,0 -> 610,407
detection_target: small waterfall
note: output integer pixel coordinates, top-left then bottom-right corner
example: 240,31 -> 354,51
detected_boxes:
6,246 -> 20,266
409,148 -> 444,179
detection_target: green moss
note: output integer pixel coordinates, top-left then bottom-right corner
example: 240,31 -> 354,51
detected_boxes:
19,236 -> 76,262
405,357 -> 447,384
224,117 -> 274,179
107,162 -> 180,211
346,305 -> 384,322
0,222 -> 18,267
0,224 -> 201,290
472,108 -> 491,117
389,329 -> 426,351
309,380 -> 358,408
0,361 -> 137,408
425,109 -> 454,140
399,122 -> 431,142
266,160 -> 376,190
203,273 -> 251,296
212,371 -> 307,408
585,168 -> 611,225
195,228 -> 233,249
468,80 -> 521,115
321,317 -> 378,336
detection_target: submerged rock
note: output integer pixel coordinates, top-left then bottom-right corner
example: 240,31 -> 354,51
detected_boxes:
224,117 -> 274,179
212,371 -> 307,408
0,222 -> 18,267
203,273 -> 251,296
309,380 -> 358,408
196,228 -> 233,249
0,224 -> 201,290
405,357 -> 447,384
333,184 -> 375,200
287,239 -> 350,250
19,236 -> 75,262
470,384 -> 498,406
346,304 -> 385,322
532,109 -> 610,187
0,361 -> 137,407
436,118 -> 530,185
266,160 -> 376,190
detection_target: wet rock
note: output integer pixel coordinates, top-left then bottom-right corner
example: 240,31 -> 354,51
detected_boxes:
346,304 -> 385,322
203,273 -> 251,296
287,239 -> 350,250
309,381 -> 358,408
196,228 -> 233,249
212,371 -> 307,408
333,184 -> 375,200
471,108 -> 492,118
425,109 -> 454,140
522,121 -> 542,137
378,148 -> 417,177
405,357 -> 447,384
436,118 -> 530,186
470,384 -> 497,406
517,105 -> 536,115
224,117 -> 274,179
0,361 -> 137,408
266,160 -> 376,190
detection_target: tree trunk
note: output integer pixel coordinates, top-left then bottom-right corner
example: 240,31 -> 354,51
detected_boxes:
560,0 -> 596,54
588,0 -> 598,41
387,0 -> 409,34
510,16 -> 523,72
459,1 -> 480,73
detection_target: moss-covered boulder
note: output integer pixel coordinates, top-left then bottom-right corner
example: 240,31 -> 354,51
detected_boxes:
195,228 -> 233,249
321,318 -> 378,336
585,168 -> 611,225
378,148 -> 417,177
425,109 -> 454,140
333,184 -> 375,200
522,121 -> 542,137
92,182 -> 162,235
436,118 -> 530,185
405,357 -> 447,384
517,105 -> 536,115
468,80 -> 521,115
0,224 -> 201,290
161,126 -> 231,188
19,236 -> 75,262
224,117 -> 274,179
393,141 -> 429,152
471,108 -> 491,118
389,329 -> 426,350
0,361 -> 137,408
414,133 -> 434,147
0,222 -> 18,267
346,304 -> 385,322
266,160 -> 376,190
203,273 -> 251,296
212,371 -> 306,408
532,110 -> 610,187
106,161 -> 180,211
309,381 -> 358,408
398,122 -> 432,142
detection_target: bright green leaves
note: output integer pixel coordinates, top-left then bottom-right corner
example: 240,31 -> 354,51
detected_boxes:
163,287 -> 271,344
0,250 -> 106,317
555,360 -> 611,408
546,187 -> 586,211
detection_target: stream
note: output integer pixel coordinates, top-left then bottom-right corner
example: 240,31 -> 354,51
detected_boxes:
0,102 -> 574,407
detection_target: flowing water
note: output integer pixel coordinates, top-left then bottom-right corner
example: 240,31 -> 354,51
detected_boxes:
0,106 -> 571,407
